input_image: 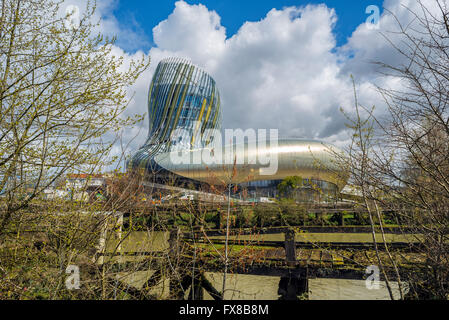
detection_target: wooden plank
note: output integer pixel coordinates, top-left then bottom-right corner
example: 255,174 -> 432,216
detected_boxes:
310,250 -> 321,262
332,252 -> 345,266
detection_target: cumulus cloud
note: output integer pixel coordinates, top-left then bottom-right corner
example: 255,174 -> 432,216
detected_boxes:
337,0 -> 443,130
147,2 -> 354,145
341,0 -> 441,81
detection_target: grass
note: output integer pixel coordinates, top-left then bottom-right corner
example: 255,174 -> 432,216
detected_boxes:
208,232 -> 420,244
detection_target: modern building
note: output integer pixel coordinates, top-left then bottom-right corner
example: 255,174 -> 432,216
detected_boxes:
129,58 -> 348,202
129,57 -> 221,176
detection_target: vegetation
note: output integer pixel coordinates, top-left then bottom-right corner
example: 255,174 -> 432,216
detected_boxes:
334,0 -> 449,299
0,0 -> 448,301
277,176 -> 303,199
0,0 -> 150,299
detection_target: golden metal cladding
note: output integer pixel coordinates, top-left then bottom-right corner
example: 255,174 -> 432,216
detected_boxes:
154,138 -> 348,189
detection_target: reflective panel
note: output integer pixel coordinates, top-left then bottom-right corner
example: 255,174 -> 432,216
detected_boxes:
129,57 -> 221,170
154,138 -> 348,189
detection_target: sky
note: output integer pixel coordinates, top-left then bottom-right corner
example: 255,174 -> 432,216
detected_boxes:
63,0 -> 440,168
112,0 -> 384,52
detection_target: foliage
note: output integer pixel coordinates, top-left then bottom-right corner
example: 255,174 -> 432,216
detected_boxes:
278,200 -> 306,226
0,0 -> 150,232
335,0 -> 449,299
277,176 -> 303,199
0,0 -> 152,300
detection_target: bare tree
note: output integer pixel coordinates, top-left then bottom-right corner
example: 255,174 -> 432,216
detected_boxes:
0,0 -> 152,300
338,78 -> 403,300
339,0 -> 449,299
372,0 -> 449,299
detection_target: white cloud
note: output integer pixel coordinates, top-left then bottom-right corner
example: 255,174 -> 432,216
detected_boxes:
341,0 -> 441,81
52,0 -> 153,169
147,2 -> 353,144
338,0 -> 443,128
153,1 -> 226,70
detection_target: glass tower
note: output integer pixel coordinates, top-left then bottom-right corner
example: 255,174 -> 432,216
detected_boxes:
129,57 -> 221,171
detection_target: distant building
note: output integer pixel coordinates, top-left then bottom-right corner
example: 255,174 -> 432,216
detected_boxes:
42,187 -> 68,200
66,174 -> 105,191
65,174 -> 107,201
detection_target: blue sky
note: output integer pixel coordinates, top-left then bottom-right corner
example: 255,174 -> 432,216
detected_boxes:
113,0 -> 384,52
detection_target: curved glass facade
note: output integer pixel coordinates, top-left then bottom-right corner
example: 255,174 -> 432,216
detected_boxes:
241,178 -> 339,202
129,57 -> 221,170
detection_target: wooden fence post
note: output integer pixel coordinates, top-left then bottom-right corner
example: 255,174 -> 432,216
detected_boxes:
285,229 -> 297,267
169,227 -> 184,299
169,227 -> 181,259
336,212 -> 344,226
